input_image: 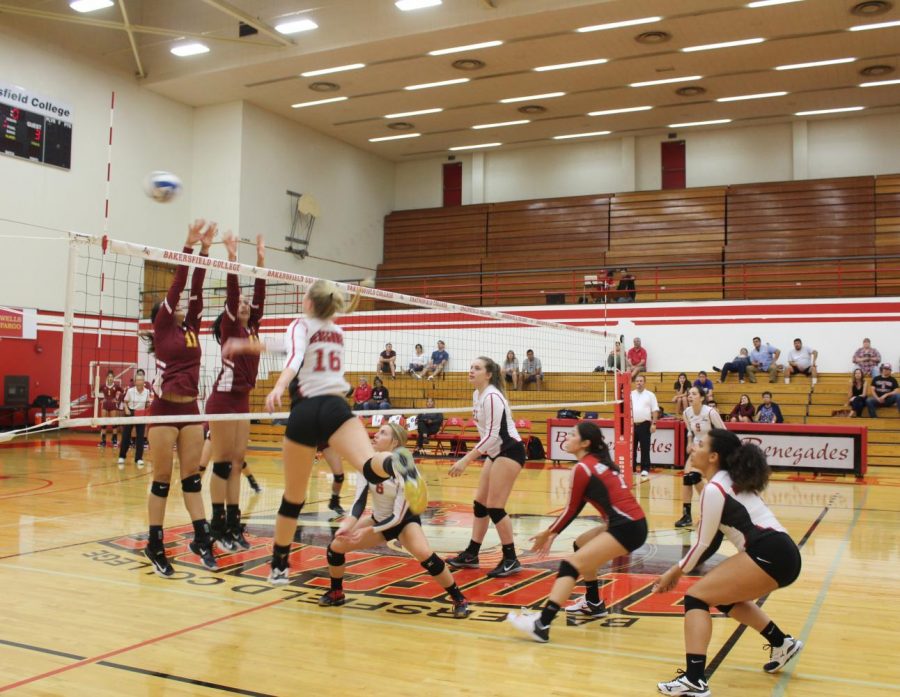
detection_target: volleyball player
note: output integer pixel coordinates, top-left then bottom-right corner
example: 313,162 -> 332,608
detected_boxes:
206,233 -> 266,552
506,422 -> 646,641
318,447 -> 347,516
97,369 -> 123,448
143,219 -> 218,576
446,356 -> 525,578
222,278 -> 427,584
654,429 -> 803,696
117,368 -> 150,469
675,386 -> 725,528
319,423 -> 469,618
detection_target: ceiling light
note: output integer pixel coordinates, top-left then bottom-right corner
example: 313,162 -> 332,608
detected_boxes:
472,120 -> 530,129
291,96 -> 348,108
849,20 -> 900,30
275,18 -> 318,35
588,105 -> 653,116
553,131 -> 612,139
860,78 -> 900,86
717,91 -> 788,101
500,92 -> 566,103
747,0 -> 803,7
449,143 -> 501,151
395,0 -> 441,10
631,75 -> 702,87
776,57 -> 856,70
682,37 -> 765,52
69,0 -> 113,11
369,133 -> 421,142
668,119 -> 732,127
795,107 -> 865,115
384,108 -> 443,118
301,63 -> 365,77
404,78 -> 469,90
576,16 -> 661,32
429,40 -> 503,56
535,58 -> 608,72
170,43 -> 210,57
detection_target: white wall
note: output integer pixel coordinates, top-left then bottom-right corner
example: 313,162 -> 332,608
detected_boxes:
190,102 -> 243,229
808,112 -> 900,179
682,123 -> 794,188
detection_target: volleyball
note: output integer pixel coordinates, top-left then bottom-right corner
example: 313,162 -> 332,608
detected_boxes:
143,171 -> 183,203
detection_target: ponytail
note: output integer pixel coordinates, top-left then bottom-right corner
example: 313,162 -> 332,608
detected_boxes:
574,421 -> 614,470
477,356 -> 505,394
707,428 -> 770,493
212,312 -> 224,345
141,299 -> 165,354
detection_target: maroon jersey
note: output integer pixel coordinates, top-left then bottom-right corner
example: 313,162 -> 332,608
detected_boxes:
549,454 -> 645,534
211,273 -> 265,394
99,382 -> 123,410
153,247 -> 207,398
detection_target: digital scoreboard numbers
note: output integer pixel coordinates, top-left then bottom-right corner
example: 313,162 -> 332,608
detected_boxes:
0,83 -> 73,170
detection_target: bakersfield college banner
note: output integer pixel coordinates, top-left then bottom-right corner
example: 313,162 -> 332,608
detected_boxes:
0,307 -> 37,339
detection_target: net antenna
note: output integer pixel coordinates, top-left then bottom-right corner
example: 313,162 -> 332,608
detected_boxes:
285,190 -> 320,259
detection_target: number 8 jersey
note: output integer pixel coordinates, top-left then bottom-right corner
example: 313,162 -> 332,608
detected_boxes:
283,317 -> 350,399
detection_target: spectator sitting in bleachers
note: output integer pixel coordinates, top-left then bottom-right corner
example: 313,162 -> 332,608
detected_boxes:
365,377 -> 391,410
852,337 -> 881,378
595,341 -> 625,373
749,336 -> 781,383
785,337 -> 818,385
521,349 -> 543,390
422,340 -> 449,380
671,372 -> 690,415
408,343 -> 426,378
728,394 -> 755,423
352,377 -> 372,411
693,371 -> 715,398
503,350 -> 520,390
377,342 -> 397,379
865,363 -> 899,418
616,269 -> 636,303
847,368 -> 868,418
414,397 -> 444,455
755,391 -> 784,424
715,348 -> 754,384
626,337 -> 647,379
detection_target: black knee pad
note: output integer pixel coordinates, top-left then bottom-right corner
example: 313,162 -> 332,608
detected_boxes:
684,595 -> 709,613
683,471 -> 702,486
362,458 -> 388,484
716,603 -> 735,615
181,474 -> 202,493
278,497 -> 304,519
150,481 -> 170,498
473,500 -> 489,518
557,559 -> 579,580
421,553 -> 445,577
333,473 -> 345,484
326,545 -> 345,567
573,541 -> 580,552
487,507 -> 507,524
212,461 -> 232,480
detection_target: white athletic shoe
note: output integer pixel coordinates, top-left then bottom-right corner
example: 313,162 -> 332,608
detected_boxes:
268,566 -> 290,586
811,377 -> 818,386
657,673 -> 710,696
763,636 -> 803,673
505,610 -> 549,643
564,596 -> 609,617
641,470 -> 650,481
117,457 -> 125,465
136,460 -> 145,469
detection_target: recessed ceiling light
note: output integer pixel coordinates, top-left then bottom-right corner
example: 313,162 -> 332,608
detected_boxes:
449,143 -> 501,151
384,108 -> 443,118
369,133 -> 421,142
291,96 -> 348,108
747,0 -> 803,7
69,0 -> 113,11
717,91 -> 788,101
500,92 -> 566,103
849,19 -> 900,30
404,78 -> 470,90
395,0 -> 441,10
428,40 -> 503,56
553,131 -> 612,139
301,63 -> 365,77
795,106 -> 865,115
535,58 -> 608,72
275,18 -> 318,35
668,119 -> 732,127
776,57 -> 856,70
682,37 -> 765,52
588,105 -> 653,116
860,78 -> 900,86
472,120 -> 530,129
631,75 -> 702,87
576,16 -> 661,32
170,43 -> 210,57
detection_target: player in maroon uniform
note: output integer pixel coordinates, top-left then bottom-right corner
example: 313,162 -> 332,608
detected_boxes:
143,219 -> 218,577
506,421 -> 647,642
97,370 -> 123,447
206,233 -> 266,551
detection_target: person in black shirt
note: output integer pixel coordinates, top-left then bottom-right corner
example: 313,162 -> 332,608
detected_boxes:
366,377 -> 391,410
865,363 -> 900,418
377,343 -> 397,379
616,269 -> 636,303
414,397 -> 443,455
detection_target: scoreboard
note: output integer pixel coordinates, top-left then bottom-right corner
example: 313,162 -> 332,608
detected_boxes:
0,83 -> 73,170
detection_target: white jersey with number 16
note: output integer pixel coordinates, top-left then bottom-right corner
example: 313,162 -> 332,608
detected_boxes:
283,317 -> 350,399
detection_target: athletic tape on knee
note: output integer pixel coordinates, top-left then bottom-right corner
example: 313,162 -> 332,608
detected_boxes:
421,553 -> 445,577
212,461 -> 232,480
716,603 -> 735,615
487,507 -> 507,524
333,473 -> 345,484
557,559 -> 579,580
150,481 -> 170,498
684,595 -> 709,613
326,545 -> 346,567
473,500 -> 489,518
278,497 -> 304,519
362,458 -> 388,484
181,474 -> 202,493
683,471 -> 702,486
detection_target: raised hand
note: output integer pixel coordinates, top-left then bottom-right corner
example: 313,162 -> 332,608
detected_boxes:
256,234 -> 266,267
223,232 -> 239,261
199,221 -> 218,252
185,219 -> 207,246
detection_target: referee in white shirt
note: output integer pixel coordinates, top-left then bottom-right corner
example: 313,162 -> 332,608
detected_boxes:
630,374 -> 659,481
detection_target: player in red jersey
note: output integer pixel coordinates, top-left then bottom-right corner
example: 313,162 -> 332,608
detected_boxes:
143,219 -> 218,577
97,369 -> 123,448
206,233 -> 266,551
506,421 -> 648,642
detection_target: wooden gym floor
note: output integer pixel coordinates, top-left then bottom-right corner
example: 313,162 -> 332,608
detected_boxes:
0,434 -> 898,696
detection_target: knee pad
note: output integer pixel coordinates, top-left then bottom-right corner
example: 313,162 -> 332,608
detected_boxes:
212,461 -> 232,480
487,507 -> 507,524
683,471 -> 702,486
362,458 -> 388,484
420,553 -> 445,577
326,545 -> 346,567
181,474 -> 202,493
150,481 -> 170,498
716,603 -> 735,615
573,541 -> 581,552
557,560 -> 579,580
684,595 -> 709,613
278,497 -> 304,519
333,473 -> 345,484
473,500 -> 489,518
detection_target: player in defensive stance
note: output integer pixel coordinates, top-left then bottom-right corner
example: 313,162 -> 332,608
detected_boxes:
653,429 -> 803,697
676,386 -> 725,528
319,423 -> 469,618
206,233 -> 266,551
223,278 -> 427,584
447,357 -> 526,578
506,422 -> 647,642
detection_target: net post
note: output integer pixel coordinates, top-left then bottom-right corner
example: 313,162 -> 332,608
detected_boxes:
613,372 -> 633,486
58,234 -> 80,425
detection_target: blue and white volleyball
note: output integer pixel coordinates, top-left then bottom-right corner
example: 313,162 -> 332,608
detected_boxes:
143,171 -> 183,203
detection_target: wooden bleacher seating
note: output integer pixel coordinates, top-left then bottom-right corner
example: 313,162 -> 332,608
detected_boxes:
875,173 -> 900,296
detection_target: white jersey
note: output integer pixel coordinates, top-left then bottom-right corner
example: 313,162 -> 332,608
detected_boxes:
679,470 -> 788,573
123,386 -> 151,413
473,385 -> 521,458
350,471 -> 410,534
282,317 -> 350,398
685,404 -> 724,445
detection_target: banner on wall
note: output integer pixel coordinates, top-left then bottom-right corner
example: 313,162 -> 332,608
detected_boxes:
0,307 -> 37,339
547,418 -> 679,466
0,81 -> 73,170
